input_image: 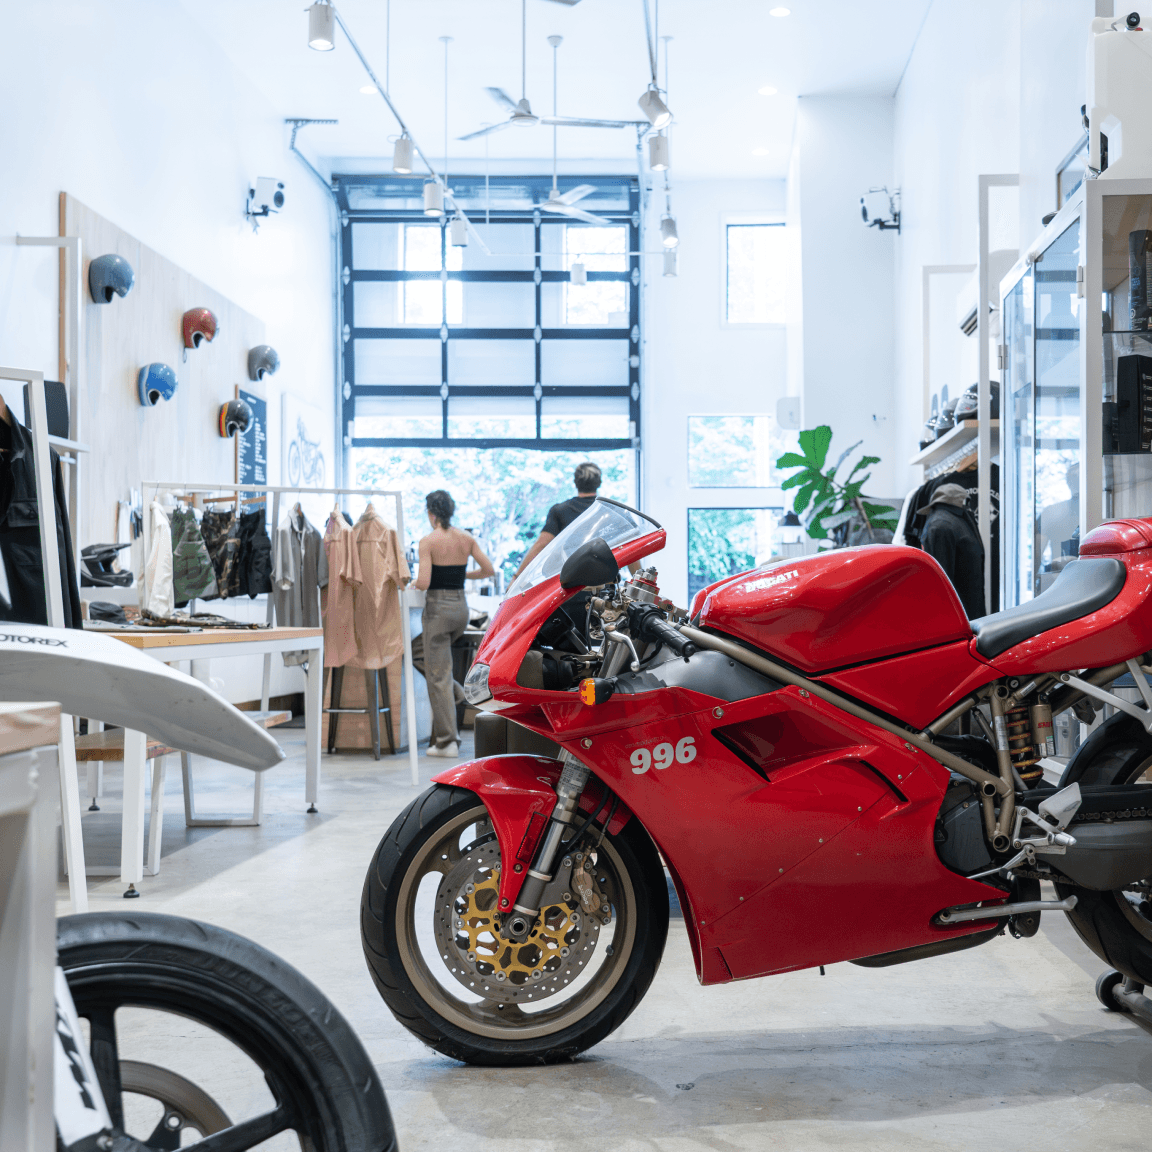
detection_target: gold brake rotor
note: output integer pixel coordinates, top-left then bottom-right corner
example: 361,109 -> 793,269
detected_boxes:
433,840 -> 604,1005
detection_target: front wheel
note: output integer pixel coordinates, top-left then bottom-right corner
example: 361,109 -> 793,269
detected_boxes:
361,784 -> 669,1065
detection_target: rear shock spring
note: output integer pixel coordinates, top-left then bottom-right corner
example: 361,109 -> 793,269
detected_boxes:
1005,705 -> 1043,784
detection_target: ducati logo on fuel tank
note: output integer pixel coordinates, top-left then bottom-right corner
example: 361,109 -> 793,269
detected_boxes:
740,569 -> 800,594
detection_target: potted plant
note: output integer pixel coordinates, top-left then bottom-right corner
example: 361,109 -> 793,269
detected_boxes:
776,426 -> 899,548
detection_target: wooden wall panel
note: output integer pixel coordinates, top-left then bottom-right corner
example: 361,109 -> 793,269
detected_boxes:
65,194 -> 266,543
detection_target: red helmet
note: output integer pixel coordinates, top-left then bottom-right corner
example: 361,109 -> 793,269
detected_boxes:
182,308 -> 219,349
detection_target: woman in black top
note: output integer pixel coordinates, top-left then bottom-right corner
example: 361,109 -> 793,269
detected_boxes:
413,490 -> 496,757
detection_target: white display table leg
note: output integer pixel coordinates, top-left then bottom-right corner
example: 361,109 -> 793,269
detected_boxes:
146,755 -> 166,876
305,652 -> 321,813
120,728 -> 147,897
57,714 -> 87,913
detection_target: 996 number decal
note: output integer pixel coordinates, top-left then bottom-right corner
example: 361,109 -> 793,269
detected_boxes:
630,737 -> 697,774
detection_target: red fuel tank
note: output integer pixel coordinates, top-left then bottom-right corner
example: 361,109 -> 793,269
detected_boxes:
697,547 -> 973,674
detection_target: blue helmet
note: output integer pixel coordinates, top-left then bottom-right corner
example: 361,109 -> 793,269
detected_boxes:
88,254 -> 135,303
247,344 -> 280,381
138,363 -> 178,407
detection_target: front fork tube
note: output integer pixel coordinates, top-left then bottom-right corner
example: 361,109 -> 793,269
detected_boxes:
502,751 -> 590,940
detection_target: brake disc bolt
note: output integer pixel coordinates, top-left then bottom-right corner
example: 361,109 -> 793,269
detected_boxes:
467,951 -> 476,962
561,946 -> 570,957
465,883 -> 474,894
532,970 -> 542,980
563,892 -> 572,902
495,971 -> 506,981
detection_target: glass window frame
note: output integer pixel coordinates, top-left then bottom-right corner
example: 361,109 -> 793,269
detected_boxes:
335,175 -> 641,456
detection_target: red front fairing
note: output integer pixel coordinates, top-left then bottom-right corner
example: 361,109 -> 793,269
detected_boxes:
455,529 -> 1005,986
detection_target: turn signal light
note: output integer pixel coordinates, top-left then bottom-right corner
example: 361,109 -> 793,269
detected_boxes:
579,678 -> 615,705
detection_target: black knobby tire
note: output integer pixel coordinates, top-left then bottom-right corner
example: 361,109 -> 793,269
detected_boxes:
360,784 -> 669,1065
1055,713 -> 1152,985
58,911 -> 396,1152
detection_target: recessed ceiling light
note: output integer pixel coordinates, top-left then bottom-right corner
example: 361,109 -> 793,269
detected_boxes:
769,6 -> 791,16
752,147 -> 770,156
758,85 -> 778,96
359,84 -> 376,95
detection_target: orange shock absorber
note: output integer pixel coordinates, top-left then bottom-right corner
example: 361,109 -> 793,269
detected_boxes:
1005,704 -> 1043,784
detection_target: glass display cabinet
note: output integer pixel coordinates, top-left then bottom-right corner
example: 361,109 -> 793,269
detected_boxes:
999,176 -> 1152,609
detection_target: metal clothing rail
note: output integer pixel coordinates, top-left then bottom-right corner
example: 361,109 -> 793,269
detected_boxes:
142,480 -> 421,786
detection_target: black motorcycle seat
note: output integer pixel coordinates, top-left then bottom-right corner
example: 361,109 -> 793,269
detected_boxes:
969,558 -> 1126,658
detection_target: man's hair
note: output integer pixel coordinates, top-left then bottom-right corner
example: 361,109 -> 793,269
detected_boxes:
574,462 -> 602,493
425,489 -> 455,527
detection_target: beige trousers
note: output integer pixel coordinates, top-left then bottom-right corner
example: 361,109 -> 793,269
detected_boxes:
421,589 -> 469,748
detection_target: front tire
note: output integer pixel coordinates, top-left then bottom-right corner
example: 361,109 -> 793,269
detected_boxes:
360,784 -> 668,1065
1056,713 -> 1152,984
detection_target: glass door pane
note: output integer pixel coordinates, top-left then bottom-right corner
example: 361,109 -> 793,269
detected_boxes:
1033,222 -> 1082,594
1003,272 -> 1034,607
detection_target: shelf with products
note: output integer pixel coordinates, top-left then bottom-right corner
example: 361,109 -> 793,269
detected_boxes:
909,419 -> 1000,472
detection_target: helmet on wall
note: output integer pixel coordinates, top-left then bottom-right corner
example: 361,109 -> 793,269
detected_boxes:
88,254 -> 135,303
182,307 -> 219,349
247,344 -> 280,381
138,363 -> 178,407
218,398 -> 253,438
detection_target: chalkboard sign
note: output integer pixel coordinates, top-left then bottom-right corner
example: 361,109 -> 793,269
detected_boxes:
236,387 -> 267,504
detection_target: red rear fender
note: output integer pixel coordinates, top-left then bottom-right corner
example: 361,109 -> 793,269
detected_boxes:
431,755 -> 631,911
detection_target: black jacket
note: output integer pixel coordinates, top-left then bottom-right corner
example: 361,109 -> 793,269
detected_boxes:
0,417 -> 83,627
920,503 -> 986,619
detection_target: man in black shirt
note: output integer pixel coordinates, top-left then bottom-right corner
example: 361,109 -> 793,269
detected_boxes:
514,461 -> 601,578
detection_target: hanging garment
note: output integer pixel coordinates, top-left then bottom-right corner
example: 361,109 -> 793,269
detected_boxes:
905,465 -> 1000,612
170,506 -> 218,606
273,507 -> 329,665
919,499 -> 987,619
347,503 -> 410,670
235,508 -> 273,598
321,511 -> 362,667
201,509 -> 241,598
0,416 -> 83,627
142,501 -> 175,617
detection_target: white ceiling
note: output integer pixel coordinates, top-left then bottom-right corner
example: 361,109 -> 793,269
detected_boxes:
183,0 -> 932,182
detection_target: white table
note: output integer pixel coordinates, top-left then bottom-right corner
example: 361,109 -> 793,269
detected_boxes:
106,627 -> 323,897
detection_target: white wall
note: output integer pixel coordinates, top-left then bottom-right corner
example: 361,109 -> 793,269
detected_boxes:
891,0 -> 1097,494
0,1 -> 337,703
793,95 -> 898,496
642,178 -> 788,607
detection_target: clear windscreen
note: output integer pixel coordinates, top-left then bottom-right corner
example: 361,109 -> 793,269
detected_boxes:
506,498 -> 661,596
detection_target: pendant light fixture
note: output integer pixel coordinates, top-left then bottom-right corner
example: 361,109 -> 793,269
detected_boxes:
392,134 -> 413,174
570,262 -> 587,285
648,133 -> 669,171
450,214 -> 468,247
663,249 -> 678,277
638,0 -> 672,128
660,215 -> 679,248
307,2 -> 335,50
424,181 -> 444,216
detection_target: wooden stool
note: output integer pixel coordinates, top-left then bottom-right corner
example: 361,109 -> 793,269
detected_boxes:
73,731 -> 177,881
325,668 -> 395,760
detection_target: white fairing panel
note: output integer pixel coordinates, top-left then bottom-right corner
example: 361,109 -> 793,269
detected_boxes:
0,623 -> 284,770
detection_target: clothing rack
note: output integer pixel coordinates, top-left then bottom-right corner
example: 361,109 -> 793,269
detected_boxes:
142,481 -> 421,786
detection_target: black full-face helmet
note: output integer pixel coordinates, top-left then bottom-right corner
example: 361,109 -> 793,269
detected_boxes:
88,254 -> 135,303
219,398 -> 254,438
247,345 -> 280,381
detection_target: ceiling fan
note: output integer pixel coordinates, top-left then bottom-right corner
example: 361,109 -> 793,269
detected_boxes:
458,0 -> 642,141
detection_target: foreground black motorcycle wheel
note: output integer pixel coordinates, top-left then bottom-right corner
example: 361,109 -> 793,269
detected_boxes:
361,784 -> 669,1066
1056,713 -> 1152,985
58,912 -> 396,1152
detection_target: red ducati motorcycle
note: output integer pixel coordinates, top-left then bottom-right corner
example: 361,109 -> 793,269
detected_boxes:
361,498 -> 1152,1064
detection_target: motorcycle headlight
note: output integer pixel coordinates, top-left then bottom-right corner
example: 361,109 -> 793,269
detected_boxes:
463,662 -> 492,705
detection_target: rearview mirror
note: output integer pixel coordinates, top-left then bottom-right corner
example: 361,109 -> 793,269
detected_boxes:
559,537 -> 619,590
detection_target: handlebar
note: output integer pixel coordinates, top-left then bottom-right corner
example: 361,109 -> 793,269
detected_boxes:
628,603 -> 697,661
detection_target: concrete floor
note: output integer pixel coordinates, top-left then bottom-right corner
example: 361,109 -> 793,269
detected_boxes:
60,730 -> 1152,1151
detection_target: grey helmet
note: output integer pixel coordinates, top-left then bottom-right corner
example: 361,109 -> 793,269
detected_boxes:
247,345 -> 280,381
88,254 -> 135,303
218,398 -> 253,438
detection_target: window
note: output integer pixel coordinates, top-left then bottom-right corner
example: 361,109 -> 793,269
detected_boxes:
688,507 -> 802,599
336,175 -> 641,575
726,223 -> 786,324
687,415 -> 797,487
338,175 -> 640,452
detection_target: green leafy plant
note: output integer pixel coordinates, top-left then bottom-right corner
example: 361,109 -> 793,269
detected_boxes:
776,426 -> 899,547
